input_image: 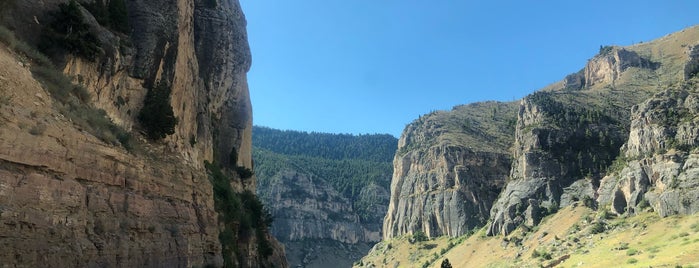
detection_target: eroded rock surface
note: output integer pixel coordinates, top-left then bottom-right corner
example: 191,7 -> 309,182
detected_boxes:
0,0 -> 287,267
383,102 -> 517,239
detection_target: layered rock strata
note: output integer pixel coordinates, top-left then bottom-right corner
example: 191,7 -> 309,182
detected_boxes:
0,0 -> 287,266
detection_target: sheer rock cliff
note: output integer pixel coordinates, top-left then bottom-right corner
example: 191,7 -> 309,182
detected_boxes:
0,0 -> 287,267
382,102 -> 517,239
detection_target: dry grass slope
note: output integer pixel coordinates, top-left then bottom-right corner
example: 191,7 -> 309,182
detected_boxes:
357,205 -> 699,267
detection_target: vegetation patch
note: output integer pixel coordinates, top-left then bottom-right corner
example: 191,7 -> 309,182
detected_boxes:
138,81 -> 178,140
0,25 -> 133,151
205,161 -> 274,266
39,0 -> 102,61
253,134 -> 394,224
83,0 -> 129,33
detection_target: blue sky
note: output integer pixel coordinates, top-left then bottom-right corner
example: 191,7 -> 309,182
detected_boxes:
240,1 -> 699,137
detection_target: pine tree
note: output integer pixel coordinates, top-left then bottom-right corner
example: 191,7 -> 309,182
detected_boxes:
40,0 -> 102,60
441,258 -> 452,268
138,81 -> 177,140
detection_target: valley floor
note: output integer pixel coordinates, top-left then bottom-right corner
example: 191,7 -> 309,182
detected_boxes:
357,204 -> 699,268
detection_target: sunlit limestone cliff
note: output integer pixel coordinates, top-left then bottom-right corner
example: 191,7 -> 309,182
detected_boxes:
382,101 -> 518,239
0,0 -> 286,267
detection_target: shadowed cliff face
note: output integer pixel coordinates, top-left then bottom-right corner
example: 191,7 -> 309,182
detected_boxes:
383,102 -> 517,239
0,0 -> 287,267
488,92 -> 630,236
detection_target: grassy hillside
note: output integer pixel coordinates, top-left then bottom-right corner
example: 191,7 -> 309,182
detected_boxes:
399,101 -> 519,155
357,204 -> 699,268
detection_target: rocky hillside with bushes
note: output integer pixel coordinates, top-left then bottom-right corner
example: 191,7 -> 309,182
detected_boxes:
0,0 -> 286,267
381,25 -> 699,243
252,126 -> 396,268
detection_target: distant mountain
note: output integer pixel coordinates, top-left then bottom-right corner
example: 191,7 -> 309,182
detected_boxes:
252,126 -> 397,268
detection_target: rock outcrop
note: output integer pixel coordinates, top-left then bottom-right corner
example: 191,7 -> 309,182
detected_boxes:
0,0 -> 287,267
583,47 -> 656,88
258,170 -> 380,268
486,27 -> 699,236
262,170 -> 380,244
598,82 -> 699,217
383,102 -> 517,239
487,90 -> 630,235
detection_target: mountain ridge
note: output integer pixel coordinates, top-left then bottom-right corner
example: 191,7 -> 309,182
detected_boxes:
360,24 -> 699,267
252,126 -> 396,268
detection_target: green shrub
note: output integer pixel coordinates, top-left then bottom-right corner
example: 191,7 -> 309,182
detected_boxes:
582,196 -> 596,209
626,248 -> 639,256
627,258 -> 638,264
138,81 -> 177,140
691,222 -> 699,232
615,242 -> 629,250
541,251 -> 552,260
236,166 -> 254,179
39,0 -> 102,61
589,221 -> 606,234
84,0 -> 129,33
599,45 -> 614,55
0,26 -> 53,66
532,249 -> 552,260
411,230 -> 428,243
205,161 -> 275,264
29,123 -> 47,135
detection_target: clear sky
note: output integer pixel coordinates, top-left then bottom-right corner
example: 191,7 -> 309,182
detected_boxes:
239,0 -> 699,137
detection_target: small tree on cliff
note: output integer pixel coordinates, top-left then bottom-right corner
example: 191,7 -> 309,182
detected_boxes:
138,81 -> 177,140
39,0 -> 102,61
441,258 -> 452,268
